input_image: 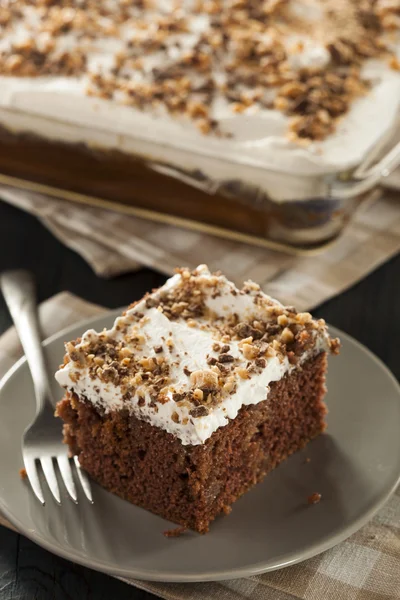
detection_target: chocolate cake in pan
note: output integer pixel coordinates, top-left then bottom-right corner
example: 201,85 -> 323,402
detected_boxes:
0,0 -> 399,248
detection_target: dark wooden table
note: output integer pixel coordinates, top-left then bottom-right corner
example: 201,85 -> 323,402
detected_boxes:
0,200 -> 398,599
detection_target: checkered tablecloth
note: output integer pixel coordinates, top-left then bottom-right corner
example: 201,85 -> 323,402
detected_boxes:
0,292 -> 399,600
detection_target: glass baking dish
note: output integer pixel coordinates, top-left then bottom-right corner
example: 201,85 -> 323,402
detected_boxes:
0,109 -> 399,255
1,0 -> 399,255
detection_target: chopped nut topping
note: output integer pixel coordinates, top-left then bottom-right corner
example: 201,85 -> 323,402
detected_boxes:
223,376 -> 236,393
243,280 -> 260,292
297,312 -> 313,324
119,347 -> 133,358
0,0 -> 396,142
59,265 -> 339,426
236,367 -> 251,380
241,343 -> 260,360
281,327 -> 295,344
272,339 -> 282,352
277,315 -> 289,327
193,388 -> 204,402
190,369 -> 219,390
139,357 -> 157,371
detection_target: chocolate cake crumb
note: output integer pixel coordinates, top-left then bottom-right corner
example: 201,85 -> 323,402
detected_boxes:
163,526 -> 187,538
308,492 -> 322,505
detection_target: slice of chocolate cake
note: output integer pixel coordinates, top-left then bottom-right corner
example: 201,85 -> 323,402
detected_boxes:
55,265 -> 339,533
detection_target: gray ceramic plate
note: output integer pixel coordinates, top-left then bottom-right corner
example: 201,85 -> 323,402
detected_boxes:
0,311 -> 399,582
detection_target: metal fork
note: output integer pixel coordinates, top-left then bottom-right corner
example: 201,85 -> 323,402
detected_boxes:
0,270 -> 93,505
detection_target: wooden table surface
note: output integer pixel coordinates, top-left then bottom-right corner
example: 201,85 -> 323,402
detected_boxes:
0,200 -> 398,600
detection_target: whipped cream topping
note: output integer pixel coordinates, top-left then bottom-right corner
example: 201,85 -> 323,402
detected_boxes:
55,265 -> 337,445
0,0 -> 399,185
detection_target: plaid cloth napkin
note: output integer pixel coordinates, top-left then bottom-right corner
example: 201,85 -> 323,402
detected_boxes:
1,185 -> 400,311
0,292 -> 399,600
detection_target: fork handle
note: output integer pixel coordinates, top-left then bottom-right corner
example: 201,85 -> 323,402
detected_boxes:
0,270 -> 53,413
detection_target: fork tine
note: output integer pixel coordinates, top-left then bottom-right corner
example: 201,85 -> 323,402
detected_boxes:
57,455 -> 78,504
74,456 -> 93,503
40,456 -> 61,504
24,456 -> 45,505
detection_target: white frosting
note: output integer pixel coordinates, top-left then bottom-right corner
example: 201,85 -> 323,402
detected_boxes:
55,265 -> 332,445
0,0 -> 399,201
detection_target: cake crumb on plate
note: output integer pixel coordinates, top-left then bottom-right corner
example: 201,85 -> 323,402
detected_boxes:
163,526 -> 187,538
308,492 -> 322,505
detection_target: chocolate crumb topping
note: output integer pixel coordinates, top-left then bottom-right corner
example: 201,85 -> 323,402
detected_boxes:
218,353 -> 234,363
189,405 -> 209,418
235,323 -> 263,340
171,411 -> 180,423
